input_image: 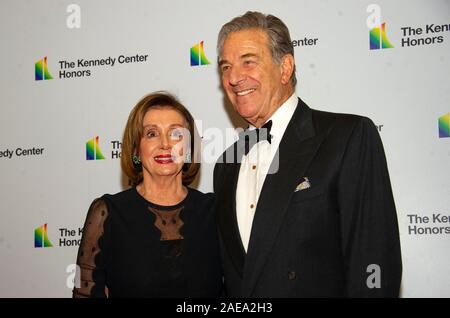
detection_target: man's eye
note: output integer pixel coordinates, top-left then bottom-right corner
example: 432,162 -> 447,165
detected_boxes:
221,65 -> 230,72
244,60 -> 254,65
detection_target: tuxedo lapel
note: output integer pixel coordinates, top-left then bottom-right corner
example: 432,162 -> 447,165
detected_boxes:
242,99 -> 326,296
216,149 -> 246,277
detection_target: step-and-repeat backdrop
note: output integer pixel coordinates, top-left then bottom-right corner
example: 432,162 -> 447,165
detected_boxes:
0,0 -> 449,297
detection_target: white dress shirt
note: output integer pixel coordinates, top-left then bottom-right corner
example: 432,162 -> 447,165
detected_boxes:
236,93 -> 299,252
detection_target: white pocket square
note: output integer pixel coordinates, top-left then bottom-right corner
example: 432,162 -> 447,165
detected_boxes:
295,177 -> 311,192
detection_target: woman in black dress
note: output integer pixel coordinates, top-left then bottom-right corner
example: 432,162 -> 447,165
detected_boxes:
73,92 -> 222,298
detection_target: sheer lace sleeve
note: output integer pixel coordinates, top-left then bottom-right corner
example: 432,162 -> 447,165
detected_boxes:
73,198 -> 110,298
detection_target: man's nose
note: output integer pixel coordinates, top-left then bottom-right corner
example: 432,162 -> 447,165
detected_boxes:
228,66 -> 246,86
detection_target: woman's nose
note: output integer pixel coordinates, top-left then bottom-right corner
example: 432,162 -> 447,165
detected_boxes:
160,133 -> 171,149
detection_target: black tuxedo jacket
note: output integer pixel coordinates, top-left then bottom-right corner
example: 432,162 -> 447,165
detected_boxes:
213,98 -> 402,297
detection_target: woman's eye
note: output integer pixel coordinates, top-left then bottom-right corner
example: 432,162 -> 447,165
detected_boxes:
146,130 -> 158,138
170,129 -> 183,140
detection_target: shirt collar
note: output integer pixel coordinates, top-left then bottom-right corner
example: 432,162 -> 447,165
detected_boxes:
248,92 -> 298,141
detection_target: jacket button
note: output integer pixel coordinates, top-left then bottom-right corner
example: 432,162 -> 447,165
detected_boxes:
288,271 -> 296,280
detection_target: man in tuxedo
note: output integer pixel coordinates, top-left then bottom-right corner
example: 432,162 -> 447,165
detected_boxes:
213,11 -> 402,297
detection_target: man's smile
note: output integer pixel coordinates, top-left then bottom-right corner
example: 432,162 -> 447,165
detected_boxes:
235,88 -> 256,96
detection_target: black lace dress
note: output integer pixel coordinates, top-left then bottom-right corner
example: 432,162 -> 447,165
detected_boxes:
73,187 -> 223,298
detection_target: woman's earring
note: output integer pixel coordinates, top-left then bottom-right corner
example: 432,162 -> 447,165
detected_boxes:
132,155 -> 141,165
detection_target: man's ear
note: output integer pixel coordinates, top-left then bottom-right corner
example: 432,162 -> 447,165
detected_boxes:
280,54 -> 295,85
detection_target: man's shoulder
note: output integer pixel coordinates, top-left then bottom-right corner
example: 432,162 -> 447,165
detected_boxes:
309,107 -> 376,134
310,108 -> 369,125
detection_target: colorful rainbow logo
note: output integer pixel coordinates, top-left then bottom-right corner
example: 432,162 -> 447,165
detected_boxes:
439,113 -> 450,138
35,56 -> 53,80
34,224 -> 53,248
190,41 -> 210,66
86,136 -> 105,160
369,23 -> 394,50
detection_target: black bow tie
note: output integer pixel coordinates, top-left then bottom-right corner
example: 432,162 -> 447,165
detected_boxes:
238,120 -> 273,156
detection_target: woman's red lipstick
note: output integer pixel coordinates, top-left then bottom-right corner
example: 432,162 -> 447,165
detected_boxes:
154,154 -> 174,164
